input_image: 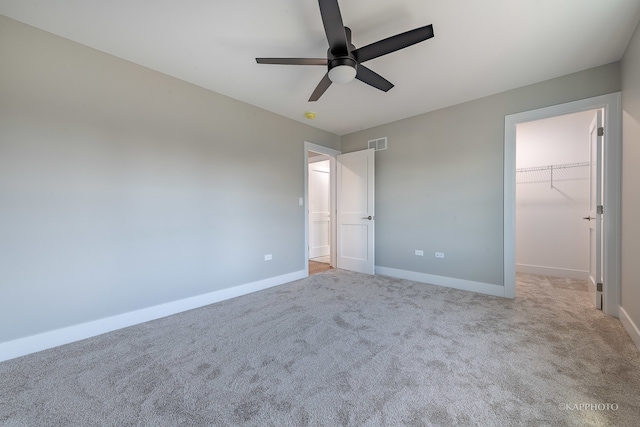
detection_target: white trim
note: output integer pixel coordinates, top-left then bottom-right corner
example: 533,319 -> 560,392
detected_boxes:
504,111 -> 517,299
0,270 -> 306,363
304,141 -> 341,272
504,92 -> 622,314
619,306 -> 640,352
516,264 -> 589,281
376,266 -> 506,298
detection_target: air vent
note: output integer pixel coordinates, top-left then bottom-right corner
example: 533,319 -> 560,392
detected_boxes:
368,137 -> 387,151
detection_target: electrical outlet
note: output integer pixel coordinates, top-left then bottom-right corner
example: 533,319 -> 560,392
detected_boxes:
415,250 -> 424,256
435,252 -> 445,259
264,254 -> 273,261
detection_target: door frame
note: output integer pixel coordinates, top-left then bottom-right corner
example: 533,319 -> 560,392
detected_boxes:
304,141 -> 341,276
503,92 -> 622,316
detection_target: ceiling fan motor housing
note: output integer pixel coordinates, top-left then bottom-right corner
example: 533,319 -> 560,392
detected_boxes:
327,29 -> 357,84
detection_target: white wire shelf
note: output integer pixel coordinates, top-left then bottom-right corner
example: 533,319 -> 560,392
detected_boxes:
516,161 -> 590,187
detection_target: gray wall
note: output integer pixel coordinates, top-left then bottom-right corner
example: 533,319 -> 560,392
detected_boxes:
341,63 -> 621,287
621,20 -> 640,341
0,16 -> 339,343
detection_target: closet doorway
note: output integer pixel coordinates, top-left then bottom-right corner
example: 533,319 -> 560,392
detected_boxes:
503,92 -> 622,316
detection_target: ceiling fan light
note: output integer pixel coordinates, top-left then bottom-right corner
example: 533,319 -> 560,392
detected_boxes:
328,64 -> 357,84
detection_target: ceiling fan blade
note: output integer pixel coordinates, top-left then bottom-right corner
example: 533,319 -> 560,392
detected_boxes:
256,58 -> 328,65
353,24 -> 434,63
355,65 -> 394,92
309,73 -> 332,102
318,0 -> 349,55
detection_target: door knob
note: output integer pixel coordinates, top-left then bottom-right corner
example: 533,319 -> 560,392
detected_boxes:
583,216 -> 594,221
362,215 -> 372,220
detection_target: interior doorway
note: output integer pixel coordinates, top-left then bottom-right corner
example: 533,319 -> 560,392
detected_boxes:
308,155 -> 332,274
304,142 -> 340,276
504,93 -> 621,316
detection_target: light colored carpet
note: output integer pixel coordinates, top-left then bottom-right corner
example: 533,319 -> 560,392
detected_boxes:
1,270 -> 639,426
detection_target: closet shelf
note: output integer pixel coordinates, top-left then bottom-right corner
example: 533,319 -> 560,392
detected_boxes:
516,161 -> 589,188
516,161 -> 589,173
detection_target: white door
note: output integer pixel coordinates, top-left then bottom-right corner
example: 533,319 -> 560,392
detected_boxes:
309,160 -> 331,259
337,149 -> 375,274
587,109 -> 603,309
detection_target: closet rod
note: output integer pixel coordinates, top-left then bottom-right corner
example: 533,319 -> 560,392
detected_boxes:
516,161 -> 589,189
515,161 -> 589,173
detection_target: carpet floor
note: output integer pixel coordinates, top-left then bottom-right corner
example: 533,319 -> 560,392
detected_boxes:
1,270 -> 639,426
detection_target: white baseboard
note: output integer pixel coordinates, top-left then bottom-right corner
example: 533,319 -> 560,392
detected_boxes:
516,264 -> 589,280
619,306 -> 640,353
0,270 -> 307,363
375,266 -> 506,298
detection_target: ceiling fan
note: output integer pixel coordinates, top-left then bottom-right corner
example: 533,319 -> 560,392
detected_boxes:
256,0 -> 434,102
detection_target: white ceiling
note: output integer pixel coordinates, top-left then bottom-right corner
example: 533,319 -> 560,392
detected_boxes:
1,0 -> 639,135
